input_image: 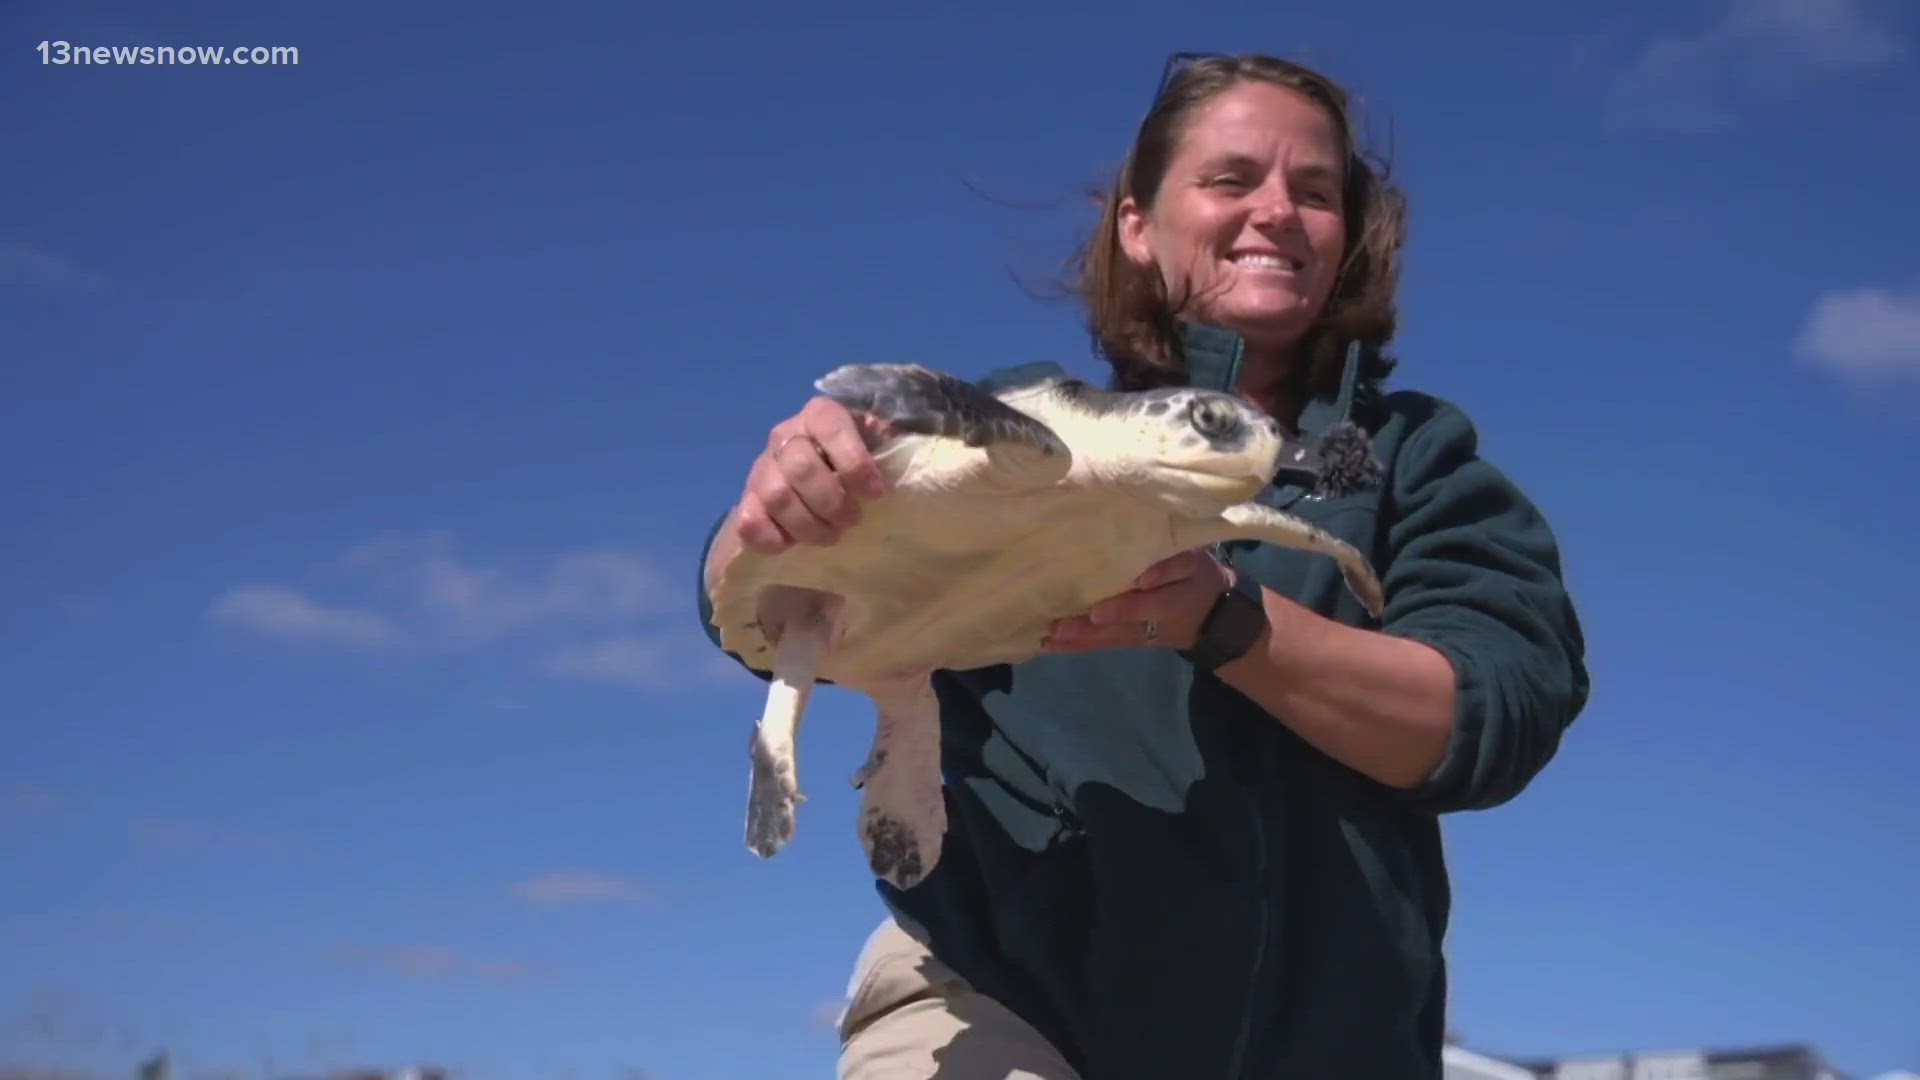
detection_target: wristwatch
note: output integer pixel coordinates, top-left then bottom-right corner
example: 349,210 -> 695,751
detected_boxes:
1179,573 -> 1269,671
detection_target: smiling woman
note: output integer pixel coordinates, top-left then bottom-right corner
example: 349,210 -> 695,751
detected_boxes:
1077,52 -> 1404,417
694,50 -> 1590,1080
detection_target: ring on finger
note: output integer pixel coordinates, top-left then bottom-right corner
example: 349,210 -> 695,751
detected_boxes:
775,432 -> 817,457
1143,619 -> 1158,642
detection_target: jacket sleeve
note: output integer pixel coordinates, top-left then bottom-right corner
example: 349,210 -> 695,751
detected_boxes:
1376,396 -> 1590,813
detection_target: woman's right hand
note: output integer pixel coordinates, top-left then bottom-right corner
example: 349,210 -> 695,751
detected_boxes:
731,396 -> 890,554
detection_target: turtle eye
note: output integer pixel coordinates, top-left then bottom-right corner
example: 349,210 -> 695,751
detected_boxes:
1187,397 -> 1243,441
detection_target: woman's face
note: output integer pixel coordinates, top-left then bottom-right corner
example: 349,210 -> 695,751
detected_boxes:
1119,81 -> 1348,355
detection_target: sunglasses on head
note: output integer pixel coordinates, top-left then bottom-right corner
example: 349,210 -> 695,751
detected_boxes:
1152,50 -> 1225,105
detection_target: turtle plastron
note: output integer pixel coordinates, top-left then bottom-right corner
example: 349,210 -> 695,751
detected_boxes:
707,361 -> 1388,894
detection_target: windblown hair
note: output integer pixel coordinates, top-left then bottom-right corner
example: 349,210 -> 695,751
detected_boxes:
1069,53 -> 1407,398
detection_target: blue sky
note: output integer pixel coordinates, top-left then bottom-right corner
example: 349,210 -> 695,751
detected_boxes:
3,0 -> 1917,1077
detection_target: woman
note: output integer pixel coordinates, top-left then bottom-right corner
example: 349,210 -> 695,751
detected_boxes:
697,52 -> 1589,1079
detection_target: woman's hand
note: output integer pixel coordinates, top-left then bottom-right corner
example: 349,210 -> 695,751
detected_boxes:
1042,549 -> 1234,653
730,396 -> 891,554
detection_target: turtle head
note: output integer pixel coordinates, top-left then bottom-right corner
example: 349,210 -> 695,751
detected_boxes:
1101,388 -> 1295,509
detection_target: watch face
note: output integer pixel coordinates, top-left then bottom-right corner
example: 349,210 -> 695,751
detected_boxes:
1215,588 -> 1268,641
1187,584 -> 1267,669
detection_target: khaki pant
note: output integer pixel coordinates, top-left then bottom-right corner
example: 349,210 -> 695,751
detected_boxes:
837,916 -> 1082,1079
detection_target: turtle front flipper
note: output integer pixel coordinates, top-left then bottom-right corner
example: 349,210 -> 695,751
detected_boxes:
1171,503 -> 1386,619
814,363 -> 1072,493
853,671 -> 946,891
744,611 -> 831,859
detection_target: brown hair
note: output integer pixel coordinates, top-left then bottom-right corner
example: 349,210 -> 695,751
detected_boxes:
1070,53 -> 1406,398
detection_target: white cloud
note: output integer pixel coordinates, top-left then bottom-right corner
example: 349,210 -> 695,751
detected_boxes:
1795,278 -> 1920,378
339,534 -> 668,643
208,534 -> 743,689
541,631 -> 745,687
510,870 -> 648,905
541,634 -> 683,686
211,534 -> 679,654
1608,0 -> 1909,131
208,583 -> 400,648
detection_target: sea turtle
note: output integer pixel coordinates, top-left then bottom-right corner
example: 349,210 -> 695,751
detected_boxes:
703,362 -> 1386,892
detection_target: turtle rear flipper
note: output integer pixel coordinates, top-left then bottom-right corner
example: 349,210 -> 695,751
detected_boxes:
853,671 -> 946,891
744,610 -> 830,858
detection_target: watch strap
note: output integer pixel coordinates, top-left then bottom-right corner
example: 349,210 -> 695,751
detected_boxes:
1179,573 -> 1268,671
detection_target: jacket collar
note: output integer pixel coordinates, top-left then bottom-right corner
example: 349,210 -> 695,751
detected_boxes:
1175,320 -> 1363,438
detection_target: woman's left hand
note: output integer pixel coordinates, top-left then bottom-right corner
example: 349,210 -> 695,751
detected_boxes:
1042,548 -> 1235,653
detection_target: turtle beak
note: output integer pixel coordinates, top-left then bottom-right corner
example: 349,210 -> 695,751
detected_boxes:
1271,444 -> 1324,488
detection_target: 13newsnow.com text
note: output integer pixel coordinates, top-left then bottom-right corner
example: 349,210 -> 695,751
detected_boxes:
36,41 -> 301,66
